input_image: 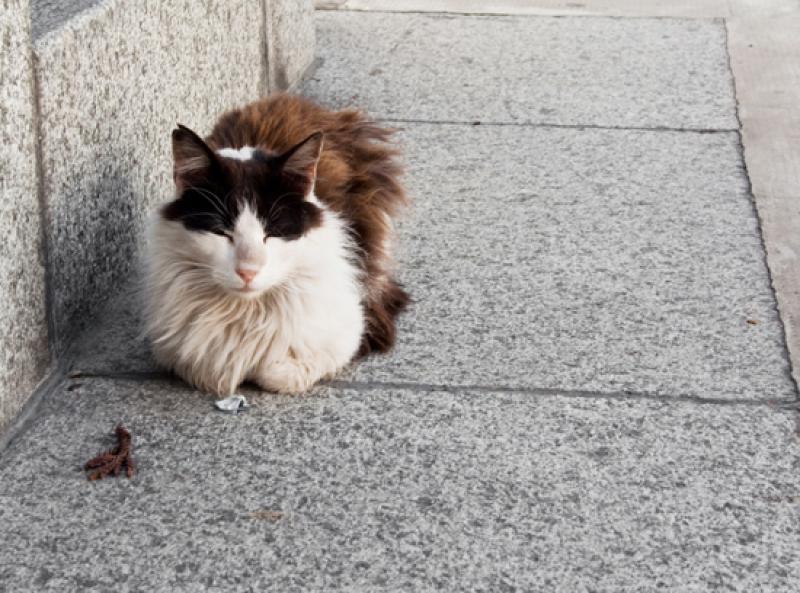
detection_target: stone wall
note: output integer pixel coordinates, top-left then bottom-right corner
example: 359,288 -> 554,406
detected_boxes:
0,0 -> 50,435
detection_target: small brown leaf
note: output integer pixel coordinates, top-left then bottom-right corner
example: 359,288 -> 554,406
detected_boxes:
85,424 -> 136,481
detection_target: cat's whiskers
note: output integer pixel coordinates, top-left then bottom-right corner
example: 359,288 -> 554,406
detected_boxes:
265,192 -> 299,226
185,186 -> 231,221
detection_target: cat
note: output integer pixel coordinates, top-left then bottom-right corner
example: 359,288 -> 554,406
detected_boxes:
144,93 -> 409,395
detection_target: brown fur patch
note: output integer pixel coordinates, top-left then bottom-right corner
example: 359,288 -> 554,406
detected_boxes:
205,94 -> 410,355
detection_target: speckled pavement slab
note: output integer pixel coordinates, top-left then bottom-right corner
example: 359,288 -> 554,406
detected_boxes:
3,6 -> 800,593
355,124 -> 795,401
304,11 -> 737,130
1,379 -> 799,593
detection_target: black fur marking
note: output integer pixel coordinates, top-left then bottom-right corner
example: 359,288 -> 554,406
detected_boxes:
164,128 -> 323,240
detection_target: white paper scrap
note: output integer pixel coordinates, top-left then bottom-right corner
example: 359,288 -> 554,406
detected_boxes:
214,395 -> 249,414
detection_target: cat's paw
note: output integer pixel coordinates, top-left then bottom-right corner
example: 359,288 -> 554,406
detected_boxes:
254,360 -> 319,394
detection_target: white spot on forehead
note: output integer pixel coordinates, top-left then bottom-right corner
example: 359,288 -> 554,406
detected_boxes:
235,203 -> 263,236
217,146 -> 255,161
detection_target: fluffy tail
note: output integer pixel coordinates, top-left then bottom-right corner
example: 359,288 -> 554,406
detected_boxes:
358,279 -> 410,357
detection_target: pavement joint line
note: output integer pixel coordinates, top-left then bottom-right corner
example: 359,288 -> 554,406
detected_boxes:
0,359 -> 69,455
61,370 -> 797,409
377,117 -> 740,134
66,370 -> 173,381
722,19 -> 800,404
329,379 -> 797,408
316,7 -> 724,22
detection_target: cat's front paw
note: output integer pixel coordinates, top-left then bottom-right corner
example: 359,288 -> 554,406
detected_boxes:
254,359 -> 319,394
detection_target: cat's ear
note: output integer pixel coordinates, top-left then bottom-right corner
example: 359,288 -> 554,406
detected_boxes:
171,124 -> 217,191
277,132 -> 323,197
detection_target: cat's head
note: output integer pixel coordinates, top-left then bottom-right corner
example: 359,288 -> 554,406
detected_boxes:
160,125 -> 324,298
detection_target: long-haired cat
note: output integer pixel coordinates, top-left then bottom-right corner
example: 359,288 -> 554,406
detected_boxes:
144,94 -> 409,395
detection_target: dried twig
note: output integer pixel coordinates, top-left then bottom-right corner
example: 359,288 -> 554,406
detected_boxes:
85,424 -> 136,480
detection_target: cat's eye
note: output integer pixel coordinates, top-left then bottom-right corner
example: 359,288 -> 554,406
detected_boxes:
213,229 -> 234,243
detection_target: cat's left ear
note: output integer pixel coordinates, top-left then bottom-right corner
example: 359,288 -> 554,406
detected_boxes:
278,132 -> 323,197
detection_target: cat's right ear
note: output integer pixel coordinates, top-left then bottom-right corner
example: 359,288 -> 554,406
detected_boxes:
171,124 -> 217,192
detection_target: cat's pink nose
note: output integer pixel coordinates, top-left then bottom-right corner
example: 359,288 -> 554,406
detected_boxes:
236,268 -> 258,285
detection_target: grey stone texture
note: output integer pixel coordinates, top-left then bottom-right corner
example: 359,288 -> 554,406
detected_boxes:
322,0 -> 800,18
727,15 -> 800,389
30,0 -> 103,39
304,11 -> 738,129
0,378 -> 799,592
68,289 -> 156,376
68,124 -> 796,403
266,0 -> 317,91
355,125 -> 795,401
0,0 -> 50,434
33,0 -> 265,351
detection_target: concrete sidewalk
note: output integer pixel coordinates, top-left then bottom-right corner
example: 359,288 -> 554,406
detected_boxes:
2,5 -> 799,593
